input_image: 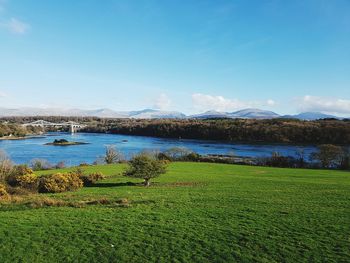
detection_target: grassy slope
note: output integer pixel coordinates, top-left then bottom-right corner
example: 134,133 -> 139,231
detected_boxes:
0,163 -> 349,263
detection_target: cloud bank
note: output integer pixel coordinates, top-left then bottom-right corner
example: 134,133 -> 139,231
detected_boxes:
191,93 -> 275,112
297,95 -> 350,115
153,93 -> 171,110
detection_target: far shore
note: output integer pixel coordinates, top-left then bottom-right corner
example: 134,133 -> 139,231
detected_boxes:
0,136 -> 27,141
0,135 -> 45,141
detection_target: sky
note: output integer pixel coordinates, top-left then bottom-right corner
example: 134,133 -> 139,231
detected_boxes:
0,0 -> 350,116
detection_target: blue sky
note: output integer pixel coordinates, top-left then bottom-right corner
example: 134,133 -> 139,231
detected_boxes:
0,0 -> 350,116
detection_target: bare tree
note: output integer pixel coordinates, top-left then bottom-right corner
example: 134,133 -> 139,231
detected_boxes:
104,146 -> 123,164
0,150 -> 13,181
30,159 -> 52,171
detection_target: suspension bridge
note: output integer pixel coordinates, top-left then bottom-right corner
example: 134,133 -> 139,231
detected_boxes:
22,120 -> 86,133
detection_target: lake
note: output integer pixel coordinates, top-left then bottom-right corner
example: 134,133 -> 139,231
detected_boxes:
0,132 -> 317,166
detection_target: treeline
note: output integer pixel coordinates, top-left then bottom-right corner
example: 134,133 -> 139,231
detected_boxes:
0,123 -> 42,137
82,118 -> 350,145
2,117 -> 350,145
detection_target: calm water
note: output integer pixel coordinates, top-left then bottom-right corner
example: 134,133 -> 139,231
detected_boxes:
0,132 -> 317,166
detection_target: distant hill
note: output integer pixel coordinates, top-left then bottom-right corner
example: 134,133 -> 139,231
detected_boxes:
0,107 -> 185,119
191,108 -> 280,119
128,109 -> 186,119
0,107 -> 345,120
228,108 -> 280,119
282,112 -> 340,120
190,110 -> 229,119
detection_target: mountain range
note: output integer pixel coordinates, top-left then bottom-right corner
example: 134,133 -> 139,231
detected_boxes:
0,107 -> 344,120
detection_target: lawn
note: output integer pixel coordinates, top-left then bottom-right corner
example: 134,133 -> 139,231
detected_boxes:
0,163 -> 349,262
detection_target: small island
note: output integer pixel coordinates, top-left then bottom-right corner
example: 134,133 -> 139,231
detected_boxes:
45,139 -> 89,146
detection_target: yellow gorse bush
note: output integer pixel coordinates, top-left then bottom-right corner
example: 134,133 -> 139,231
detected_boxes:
14,174 -> 38,190
39,172 -> 83,193
0,183 -> 9,199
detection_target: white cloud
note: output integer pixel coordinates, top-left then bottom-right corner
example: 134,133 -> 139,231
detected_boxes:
0,91 -> 6,97
297,95 -> 350,115
267,99 -> 276,106
153,93 -> 171,110
191,93 -> 278,112
1,18 -> 30,34
192,93 -> 253,112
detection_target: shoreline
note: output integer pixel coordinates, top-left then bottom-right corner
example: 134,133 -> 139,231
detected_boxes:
0,134 -> 46,141
0,136 -> 27,141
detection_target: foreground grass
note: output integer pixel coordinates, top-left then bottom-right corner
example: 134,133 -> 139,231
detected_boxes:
0,163 -> 349,262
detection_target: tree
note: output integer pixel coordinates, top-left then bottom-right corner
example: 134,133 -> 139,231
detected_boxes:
0,150 -> 13,182
295,148 -> 306,168
340,147 -> 350,170
310,144 -> 344,168
123,153 -> 167,186
104,146 -> 123,164
30,159 -> 52,171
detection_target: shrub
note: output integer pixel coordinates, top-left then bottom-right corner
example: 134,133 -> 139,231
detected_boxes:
0,183 -> 9,199
38,172 -> 83,193
65,173 -> 84,191
80,172 -> 105,186
6,165 -> 35,186
12,173 -> 38,191
11,165 -> 34,176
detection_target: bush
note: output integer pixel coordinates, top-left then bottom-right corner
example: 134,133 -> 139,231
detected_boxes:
11,165 -> 34,176
65,173 -> 84,191
0,183 -> 9,199
11,173 -> 38,191
80,172 -> 105,186
38,172 -> 83,193
6,165 -> 35,186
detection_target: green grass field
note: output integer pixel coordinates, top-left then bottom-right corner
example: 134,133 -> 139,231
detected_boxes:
0,163 -> 349,262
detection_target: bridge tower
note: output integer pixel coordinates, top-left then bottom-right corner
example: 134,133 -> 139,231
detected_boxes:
69,124 -> 75,133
